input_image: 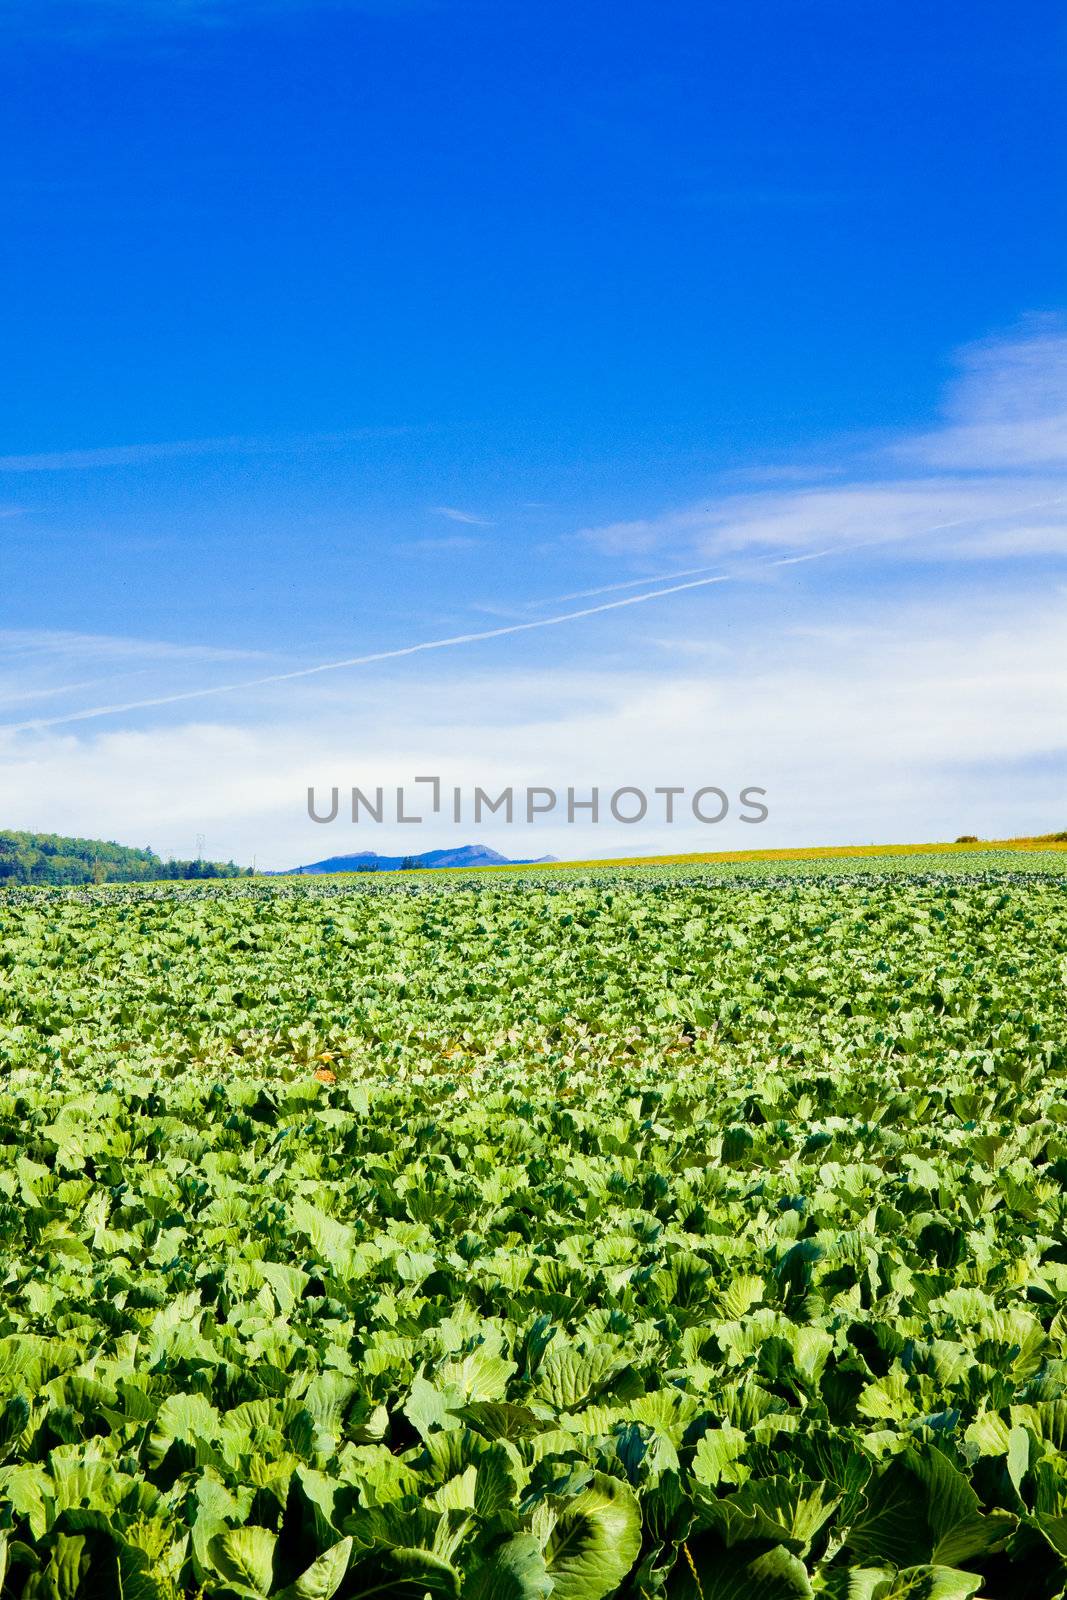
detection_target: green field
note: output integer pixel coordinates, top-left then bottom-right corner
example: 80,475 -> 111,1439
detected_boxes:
2,855 -> 1067,1598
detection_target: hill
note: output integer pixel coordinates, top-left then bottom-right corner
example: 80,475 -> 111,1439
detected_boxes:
0,830 -> 251,886
280,845 -> 557,874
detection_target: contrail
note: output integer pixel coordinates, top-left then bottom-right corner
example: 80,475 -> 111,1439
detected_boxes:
3,498 -> 1061,735
524,545 -> 840,607
2,567 -> 744,733
0,549 -> 835,734
527,560 -> 736,605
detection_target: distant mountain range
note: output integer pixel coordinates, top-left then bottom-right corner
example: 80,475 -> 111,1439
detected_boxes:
277,844 -> 557,874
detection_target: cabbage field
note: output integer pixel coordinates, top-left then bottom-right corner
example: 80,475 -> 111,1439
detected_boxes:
1,855 -> 1067,1600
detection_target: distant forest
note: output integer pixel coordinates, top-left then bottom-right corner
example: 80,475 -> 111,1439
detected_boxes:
0,830 -> 252,885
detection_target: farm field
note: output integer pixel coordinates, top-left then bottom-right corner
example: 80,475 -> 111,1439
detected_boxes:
1,856 -> 1067,1598
543,836 -> 1067,872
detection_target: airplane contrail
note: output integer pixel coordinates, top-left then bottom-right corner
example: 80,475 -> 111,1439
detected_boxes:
2,566 -> 743,733
3,497 -> 1062,735
526,560 -> 737,605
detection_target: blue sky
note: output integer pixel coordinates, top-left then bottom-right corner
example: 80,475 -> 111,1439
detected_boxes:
2,0 -> 1067,863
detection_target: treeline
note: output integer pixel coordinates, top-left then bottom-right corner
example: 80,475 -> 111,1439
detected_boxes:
0,830 -> 252,886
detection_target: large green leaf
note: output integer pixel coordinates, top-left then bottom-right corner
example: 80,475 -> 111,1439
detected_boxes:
22,1534 -> 88,1600
207,1527 -> 279,1596
846,1446 -> 1014,1568
450,1402 -> 543,1441
466,1535 -> 553,1600
695,1477 -> 840,1555
351,1547 -> 461,1600
677,1543 -> 814,1600
545,1473 -> 642,1600
147,1392 -> 221,1466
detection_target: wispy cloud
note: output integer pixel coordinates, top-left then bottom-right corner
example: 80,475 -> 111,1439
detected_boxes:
0,518 -> 1015,735
0,628 -> 266,664
577,330 -> 1067,565
0,569 -> 746,733
430,505 -> 495,526
903,330 -> 1067,469
402,535 -> 484,554
4,325 -> 1066,860
0,426 -> 404,472
0,630 -> 269,717
2,586 -> 1064,867
7,329 -> 1067,734
583,483 -> 1067,562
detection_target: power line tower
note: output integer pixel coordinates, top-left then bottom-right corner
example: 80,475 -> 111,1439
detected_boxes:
195,833 -> 206,861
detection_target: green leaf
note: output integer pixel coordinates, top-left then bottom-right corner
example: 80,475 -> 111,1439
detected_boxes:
909,1445 -> 1014,1565
835,1568 -> 982,1600
0,1396 -> 30,1455
466,1535 -> 553,1600
189,1470 -> 249,1580
438,1344 -> 517,1403
353,1547 -> 461,1599
275,1537 -> 353,1600
1005,1425 -> 1029,1500
22,1534 -> 87,1600
692,1425 -> 749,1489
450,1402 -> 543,1441
405,1376 -> 457,1440
254,1259 -> 310,1315
0,1464 -> 52,1541
207,1527 -> 279,1596
545,1472 -> 642,1600
301,1373 -> 361,1435
117,1546 -> 174,1600
289,1197 -> 358,1273
535,1347 -> 633,1412
474,1445 -> 520,1519
696,1477 -> 840,1556
147,1391 -> 220,1466
679,1543 -> 813,1600
284,1466 -> 345,1554
846,1446 -> 1013,1568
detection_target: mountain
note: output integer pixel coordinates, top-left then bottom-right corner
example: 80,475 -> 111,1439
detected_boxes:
279,845 -> 558,874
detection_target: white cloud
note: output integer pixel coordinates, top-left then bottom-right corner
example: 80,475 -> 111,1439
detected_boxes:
0,631 -> 270,719
430,506 -> 495,526
905,330 -> 1067,469
5,325 -> 1067,863
579,329 -> 1067,565
0,569 -> 747,733
0,628 -> 265,664
581,480 -> 1067,564
2,585 -> 1064,867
